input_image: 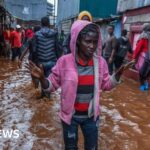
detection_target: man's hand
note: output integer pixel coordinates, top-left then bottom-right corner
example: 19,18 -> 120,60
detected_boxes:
26,61 -> 45,81
122,60 -> 135,71
108,57 -> 113,64
26,61 -> 50,89
115,60 -> 135,81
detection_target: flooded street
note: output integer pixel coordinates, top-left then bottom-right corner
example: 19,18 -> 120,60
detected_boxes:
0,58 -> 150,150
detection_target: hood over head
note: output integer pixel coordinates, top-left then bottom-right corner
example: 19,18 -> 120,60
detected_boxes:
70,20 -> 102,57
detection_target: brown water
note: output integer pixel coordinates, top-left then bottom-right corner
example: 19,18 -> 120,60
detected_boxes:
0,58 -> 150,150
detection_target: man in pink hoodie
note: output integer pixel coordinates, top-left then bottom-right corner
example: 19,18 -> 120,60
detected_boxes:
27,20 -> 131,149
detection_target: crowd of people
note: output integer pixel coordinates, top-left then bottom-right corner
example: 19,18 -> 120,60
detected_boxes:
0,11 -> 150,150
0,24 -> 34,60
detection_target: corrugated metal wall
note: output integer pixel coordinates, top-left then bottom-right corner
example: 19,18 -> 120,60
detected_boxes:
144,0 -> 150,5
61,19 -> 72,34
114,21 -> 121,38
99,20 -> 121,45
80,0 -> 118,19
57,0 -> 119,34
99,24 -> 109,45
117,0 -> 150,13
57,0 -> 118,22
57,0 -> 80,24
4,0 -> 53,21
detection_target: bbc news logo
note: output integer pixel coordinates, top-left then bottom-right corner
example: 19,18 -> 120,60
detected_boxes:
0,129 -> 20,139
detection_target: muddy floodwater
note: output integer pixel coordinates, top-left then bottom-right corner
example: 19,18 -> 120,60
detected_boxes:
0,58 -> 150,150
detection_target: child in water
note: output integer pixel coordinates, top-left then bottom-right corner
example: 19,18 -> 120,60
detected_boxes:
27,20 -> 133,149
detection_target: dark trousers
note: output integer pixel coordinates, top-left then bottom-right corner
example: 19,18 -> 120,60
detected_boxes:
104,57 -> 114,75
12,47 -> 21,61
40,61 -> 56,98
139,60 -> 150,85
114,56 -> 124,70
62,116 -> 99,150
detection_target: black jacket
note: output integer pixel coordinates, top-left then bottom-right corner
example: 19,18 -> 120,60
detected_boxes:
116,36 -> 132,58
32,27 -> 61,63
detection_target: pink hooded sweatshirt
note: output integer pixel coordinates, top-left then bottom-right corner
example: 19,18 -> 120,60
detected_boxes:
46,20 -> 118,125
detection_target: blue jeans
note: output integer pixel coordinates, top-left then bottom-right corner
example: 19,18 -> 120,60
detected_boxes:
62,116 -> 99,150
38,61 -> 56,98
11,47 -> 21,61
41,61 -> 56,77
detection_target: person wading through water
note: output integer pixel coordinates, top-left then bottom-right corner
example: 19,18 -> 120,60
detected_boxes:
27,20 -> 133,150
133,23 -> 150,91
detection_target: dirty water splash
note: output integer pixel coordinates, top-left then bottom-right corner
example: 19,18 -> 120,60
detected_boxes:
1,58 -> 150,150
